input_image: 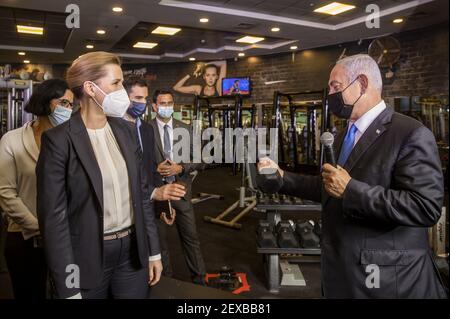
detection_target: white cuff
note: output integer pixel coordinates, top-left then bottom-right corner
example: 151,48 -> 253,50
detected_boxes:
149,254 -> 161,262
150,189 -> 156,201
66,293 -> 82,299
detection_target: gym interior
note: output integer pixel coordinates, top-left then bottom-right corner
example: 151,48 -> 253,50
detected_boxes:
0,0 -> 448,301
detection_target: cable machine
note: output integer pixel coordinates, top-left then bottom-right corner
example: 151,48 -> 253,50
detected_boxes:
0,79 -> 34,136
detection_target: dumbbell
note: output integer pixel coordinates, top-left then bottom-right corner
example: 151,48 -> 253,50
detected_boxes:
296,220 -> 320,249
294,197 -> 303,205
280,194 -> 292,205
256,220 -> 277,248
313,219 -> 322,237
276,220 -> 299,248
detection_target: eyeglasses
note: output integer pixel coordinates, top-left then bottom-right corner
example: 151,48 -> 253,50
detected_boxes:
58,99 -> 74,108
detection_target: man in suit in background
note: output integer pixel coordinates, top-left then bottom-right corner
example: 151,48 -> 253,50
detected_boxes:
258,54 -> 447,298
150,89 -> 206,285
123,78 -> 186,208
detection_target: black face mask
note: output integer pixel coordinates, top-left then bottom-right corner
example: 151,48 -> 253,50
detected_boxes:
327,77 -> 363,119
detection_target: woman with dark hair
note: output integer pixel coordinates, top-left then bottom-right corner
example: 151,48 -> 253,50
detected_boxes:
173,60 -> 226,97
0,79 -> 73,299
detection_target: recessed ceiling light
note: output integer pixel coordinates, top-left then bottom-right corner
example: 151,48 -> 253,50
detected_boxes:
271,27 -> 280,32
112,7 -> 123,12
236,36 -> 265,44
189,57 -> 196,61
17,25 -> 44,35
238,53 -> 245,57
290,46 -> 298,50
97,29 -> 106,35
151,26 -> 181,36
18,52 -> 26,56
23,60 -> 30,64
86,44 -> 94,49
133,41 -> 158,49
314,2 -> 355,15
393,18 -> 404,24
199,18 -> 209,23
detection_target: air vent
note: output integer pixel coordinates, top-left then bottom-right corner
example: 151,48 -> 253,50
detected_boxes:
408,11 -> 430,20
234,23 -> 257,30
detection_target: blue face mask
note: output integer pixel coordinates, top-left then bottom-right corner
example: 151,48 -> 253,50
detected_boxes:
126,101 -> 147,118
157,106 -> 174,119
48,105 -> 72,127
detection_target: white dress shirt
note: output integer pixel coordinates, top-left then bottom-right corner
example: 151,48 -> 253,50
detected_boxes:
349,100 -> 387,146
156,117 -> 173,160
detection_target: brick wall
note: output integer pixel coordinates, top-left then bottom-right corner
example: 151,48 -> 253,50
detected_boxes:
121,22 -> 448,106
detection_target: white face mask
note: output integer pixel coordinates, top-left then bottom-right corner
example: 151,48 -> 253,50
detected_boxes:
88,82 -> 130,118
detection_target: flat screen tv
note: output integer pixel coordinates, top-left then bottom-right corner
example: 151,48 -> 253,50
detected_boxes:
222,77 -> 251,96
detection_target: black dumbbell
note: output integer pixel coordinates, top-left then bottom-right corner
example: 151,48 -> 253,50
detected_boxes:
276,220 -> 299,248
256,220 -> 277,248
296,220 -> 320,248
313,219 -> 322,237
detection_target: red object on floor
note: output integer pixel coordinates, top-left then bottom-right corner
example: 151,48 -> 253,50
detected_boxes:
205,272 -> 250,295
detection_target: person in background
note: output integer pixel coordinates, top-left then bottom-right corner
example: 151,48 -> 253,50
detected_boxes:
36,52 -> 162,299
122,77 -> 186,224
150,89 -> 207,285
0,79 -> 73,299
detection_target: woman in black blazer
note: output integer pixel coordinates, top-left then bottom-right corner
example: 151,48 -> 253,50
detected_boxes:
36,52 -> 162,299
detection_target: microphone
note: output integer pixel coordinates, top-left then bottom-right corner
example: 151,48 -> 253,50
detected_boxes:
320,132 -> 336,167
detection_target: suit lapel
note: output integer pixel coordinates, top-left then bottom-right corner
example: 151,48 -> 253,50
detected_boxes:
343,107 -> 393,172
22,121 -> 39,163
151,119 -> 165,159
322,107 -> 394,205
68,112 -> 104,211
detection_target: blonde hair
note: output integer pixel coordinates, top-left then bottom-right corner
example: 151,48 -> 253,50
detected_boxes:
66,51 -> 121,99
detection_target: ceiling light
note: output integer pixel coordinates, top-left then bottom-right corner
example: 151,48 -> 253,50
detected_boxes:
97,29 -> 106,35
393,18 -> 404,24
290,46 -> 298,50
199,18 -> 209,23
86,44 -> 94,49
23,60 -> 30,64
238,53 -> 245,57
133,42 -> 158,49
313,2 -> 355,15
112,7 -> 123,12
189,57 -> 196,61
271,27 -> 280,32
151,26 -> 181,36
18,52 -> 26,56
17,25 -> 44,35
236,36 -> 265,44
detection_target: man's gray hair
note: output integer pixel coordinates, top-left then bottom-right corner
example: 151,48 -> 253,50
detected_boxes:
336,54 -> 383,93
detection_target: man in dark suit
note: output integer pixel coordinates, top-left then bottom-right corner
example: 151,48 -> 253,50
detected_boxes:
258,54 -> 447,298
149,89 -> 207,285
123,78 -> 186,206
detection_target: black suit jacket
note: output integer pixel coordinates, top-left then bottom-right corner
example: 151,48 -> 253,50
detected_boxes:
149,118 -> 206,202
36,111 -> 160,298
280,106 -> 447,298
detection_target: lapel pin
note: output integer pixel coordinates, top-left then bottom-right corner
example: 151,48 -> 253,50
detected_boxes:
376,129 -> 380,134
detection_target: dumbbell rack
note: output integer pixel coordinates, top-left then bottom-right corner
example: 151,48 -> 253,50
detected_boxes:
256,195 -> 321,293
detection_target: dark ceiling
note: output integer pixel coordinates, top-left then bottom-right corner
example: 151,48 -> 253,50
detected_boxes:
0,0 -> 447,65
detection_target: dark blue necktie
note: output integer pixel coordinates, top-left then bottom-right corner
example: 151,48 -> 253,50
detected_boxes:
337,124 -> 358,167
